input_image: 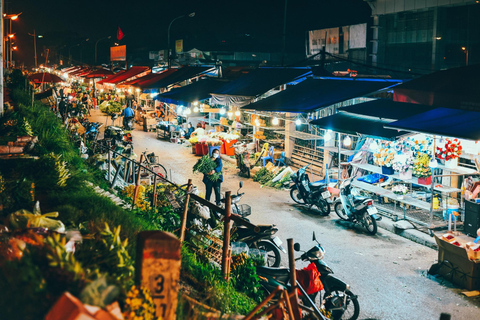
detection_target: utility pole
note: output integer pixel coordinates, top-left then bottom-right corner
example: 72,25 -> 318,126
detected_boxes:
28,30 -> 37,68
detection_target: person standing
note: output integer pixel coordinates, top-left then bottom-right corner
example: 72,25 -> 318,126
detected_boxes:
58,97 -> 67,123
203,149 -> 223,205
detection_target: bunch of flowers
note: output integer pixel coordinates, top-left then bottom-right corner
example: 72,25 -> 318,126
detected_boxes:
188,136 -> 198,144
394,137 -> 434,157
373,147 -> 395,167
436,138 -> 462,161
392,154 -> 414,173
412,154 -> 432,178
123,285 -> 156,320
392,184 -> 409,195
122,185 -> 151,211
206,138 -> 223,146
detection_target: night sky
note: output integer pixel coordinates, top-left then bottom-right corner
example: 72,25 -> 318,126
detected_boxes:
9,0 -> 371,67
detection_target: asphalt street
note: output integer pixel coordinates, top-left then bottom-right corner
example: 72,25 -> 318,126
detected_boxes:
92,110 -> 480,320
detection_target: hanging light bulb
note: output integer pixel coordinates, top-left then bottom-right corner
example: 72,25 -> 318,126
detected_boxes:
220,108 -> 226,115
272,117 -> 279,126
235,110 -> 241,116
295,118 -> 302,126
324,130 -> 332,141
186,108 -> 192,115
193,106 -> 199,112
227,111 -> 233,118
193,101 -> 199,106
177,106 -> 183,114
369,140 -> 379,151
343,136 -> 352,147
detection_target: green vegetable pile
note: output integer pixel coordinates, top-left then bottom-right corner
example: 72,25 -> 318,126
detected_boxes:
193,155 -> 221,181
252,167 -> 274,184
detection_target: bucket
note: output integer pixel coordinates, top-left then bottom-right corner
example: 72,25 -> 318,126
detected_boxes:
445,158 -> 458,169
443,205 -> 460,221
208,146 -> 221,157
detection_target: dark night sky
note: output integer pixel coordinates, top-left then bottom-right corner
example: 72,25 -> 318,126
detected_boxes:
9,0 -> 371,67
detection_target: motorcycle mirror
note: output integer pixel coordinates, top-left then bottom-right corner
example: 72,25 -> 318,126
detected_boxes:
239,181 -> 243,188
312,231 -> 316,242
293,243 -> 301,251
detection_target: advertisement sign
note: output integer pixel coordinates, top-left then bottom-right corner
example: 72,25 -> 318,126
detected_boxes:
175,40 -> 183,53
111,45 -> 126,61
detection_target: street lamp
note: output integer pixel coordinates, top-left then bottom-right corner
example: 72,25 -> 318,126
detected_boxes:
3,12 -> 22,68
95,35 -> 112,64
462,46 -> 469,66
28,30 -> 42,68
167,12 -> 195,68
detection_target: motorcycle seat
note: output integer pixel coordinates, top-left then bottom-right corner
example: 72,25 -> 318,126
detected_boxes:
257,266 -> 290,279
309,181 -> 325,188
353,196 -> 368,203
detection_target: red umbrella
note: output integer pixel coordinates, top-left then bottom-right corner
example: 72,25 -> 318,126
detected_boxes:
28,72 -> 64,83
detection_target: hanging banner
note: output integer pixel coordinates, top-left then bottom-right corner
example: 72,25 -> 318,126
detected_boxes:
111,45 -> 126,61
175,39 -> 183,53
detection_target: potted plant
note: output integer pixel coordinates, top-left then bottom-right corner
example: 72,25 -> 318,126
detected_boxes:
392,184 -> 409,200
393,153 -> 414,180
436,138 -> 462,169
374,147 -> 395,175
413,154 -> 432,185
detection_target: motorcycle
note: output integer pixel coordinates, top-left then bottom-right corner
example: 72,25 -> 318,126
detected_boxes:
225,182 -> 286,267
83,119 -> 103,141
231,142 -> 251,178
256,232 -> 360,320
290,164 -> 331,216
334,176 -> 381,235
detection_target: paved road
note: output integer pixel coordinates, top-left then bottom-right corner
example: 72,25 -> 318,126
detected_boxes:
91,111 -> 480,319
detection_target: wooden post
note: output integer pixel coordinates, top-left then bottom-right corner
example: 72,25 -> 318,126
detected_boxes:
243,286 -> 283,320
222,191 -> 232,279
179,179 -> 192,242
282,289 -> 295,319
287,238 -> 302,320
152,174 -> 158,208
135,231 -> 181,320
132,154 -> 144,210
107,148 -> 111,183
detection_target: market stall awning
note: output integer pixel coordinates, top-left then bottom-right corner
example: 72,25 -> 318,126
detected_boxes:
69,67 -> 90,76
212,67 -> 311,97
242,78 -> 401,113
393,64 -> 480,110
28,72 -> 64,84
142,66 -> 213,91
310,113 -> 407,140
96,71 -> 125,85
101,66 -> 150,84
84,69 -> 114,78
385,107 -> 480,141
156,78 -> 229,105
339,99 -> 434,120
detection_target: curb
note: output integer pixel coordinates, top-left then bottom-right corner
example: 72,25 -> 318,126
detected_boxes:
377,216 -> 438,249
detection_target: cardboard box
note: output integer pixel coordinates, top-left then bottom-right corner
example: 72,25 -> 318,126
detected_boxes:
45,292 -> 96,320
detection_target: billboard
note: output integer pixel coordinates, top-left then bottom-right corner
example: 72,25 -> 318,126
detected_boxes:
175,39 -> 183,53
111,45 -> 126,61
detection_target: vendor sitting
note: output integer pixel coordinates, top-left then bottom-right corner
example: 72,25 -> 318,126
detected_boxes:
185,123 -> 194,139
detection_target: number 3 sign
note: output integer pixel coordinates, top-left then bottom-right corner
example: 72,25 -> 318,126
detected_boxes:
136,231 -> 181,320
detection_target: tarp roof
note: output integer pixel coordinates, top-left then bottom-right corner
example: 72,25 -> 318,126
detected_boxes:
212,67 -> 311,97
385,107 -> 480,141
132,69 -> 179,88
143,66 -> 213,90
70,67 -> 90,76
100,66 -> 149,84
339,99 -> 434,120
310,113 -> 407,140
96,71 -> 125,85
242,78 -> 400,113
84,69 -> 114,78
156,78 -> 229,105
393,64 -> 480,110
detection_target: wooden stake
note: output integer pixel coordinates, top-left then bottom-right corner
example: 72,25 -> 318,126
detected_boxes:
243,286 -> 283,320
152,174 -> 158,208
222,191 -> 232,279
179,179 -> 192,242
132,154 -> 144,210
288,238 -> 302,320
282,289 -> 295,319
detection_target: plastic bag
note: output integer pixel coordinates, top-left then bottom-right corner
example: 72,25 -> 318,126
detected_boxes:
8,202 -> 65,232
296,263 -> 323,295
357,173 -> 388,184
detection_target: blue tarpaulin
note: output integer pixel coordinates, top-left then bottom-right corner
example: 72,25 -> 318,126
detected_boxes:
156,78 -> 229,105
143,66 -> 213,91
242,78 -> 401,113
340,99 -> 433,120
385,107 -> 480,141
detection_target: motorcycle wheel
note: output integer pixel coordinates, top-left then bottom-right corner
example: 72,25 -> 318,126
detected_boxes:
324,290 -> 360,320
255,240 -> 281,267
290,187 -> 303,204
334,202 -> 350,221
362,212 -> 378,235
315,198 -> 331,216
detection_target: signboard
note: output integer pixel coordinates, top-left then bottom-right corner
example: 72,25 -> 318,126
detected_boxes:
136,231 -> 181,320
110,45 -> 126,61
175,39 -> 183,53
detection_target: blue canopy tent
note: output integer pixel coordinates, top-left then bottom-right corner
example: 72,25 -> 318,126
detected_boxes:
241,78 -> 401,113
385,107 -> 480,141
339,99 -> 433,120
142,66 -> 214,92
155,78 -> 228,106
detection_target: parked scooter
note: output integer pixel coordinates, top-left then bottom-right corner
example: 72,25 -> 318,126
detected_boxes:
219,182 -> 286,267
256,232 -> 360,320
334,176 -> 381,235
231,142 -> 251,178
290,164 -> 331,215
